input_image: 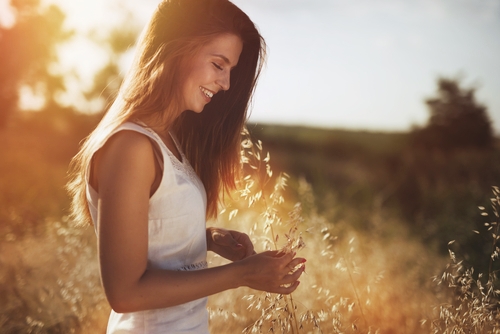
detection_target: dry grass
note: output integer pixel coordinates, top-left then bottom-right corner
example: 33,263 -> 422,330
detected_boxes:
0,219 -> 109,333
2,122 -> 498,333
207,133 -> 444,333
430,186 -> 500,333
207,200 -> 444,333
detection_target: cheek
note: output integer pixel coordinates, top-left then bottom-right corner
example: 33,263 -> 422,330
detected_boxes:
180,71 -> 197,95
189,61 -> 211,83
178,59 -> 196,88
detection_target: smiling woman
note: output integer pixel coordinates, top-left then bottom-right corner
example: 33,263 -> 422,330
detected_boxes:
181,34 -> 242,113
65,0 -> 305,333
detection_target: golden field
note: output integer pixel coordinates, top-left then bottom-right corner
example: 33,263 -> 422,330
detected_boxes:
1,111 -> 499,333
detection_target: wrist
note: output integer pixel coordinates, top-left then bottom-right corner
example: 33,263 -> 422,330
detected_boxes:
226,260 -> 246,289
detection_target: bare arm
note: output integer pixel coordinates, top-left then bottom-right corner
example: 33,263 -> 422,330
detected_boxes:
94,131 -> 305,313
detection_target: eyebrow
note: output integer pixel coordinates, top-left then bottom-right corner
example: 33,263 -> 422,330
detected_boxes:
211,54 -> 238,69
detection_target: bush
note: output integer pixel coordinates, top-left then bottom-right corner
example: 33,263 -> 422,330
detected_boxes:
411,77 -> 494,150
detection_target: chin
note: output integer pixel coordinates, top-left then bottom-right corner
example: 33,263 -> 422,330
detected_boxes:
193,105 -> 207,113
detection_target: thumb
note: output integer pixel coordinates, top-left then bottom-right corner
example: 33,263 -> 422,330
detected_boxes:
213,231 -> 242,248
259,250 -> 282,257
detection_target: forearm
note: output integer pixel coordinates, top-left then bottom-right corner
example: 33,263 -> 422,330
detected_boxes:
105,262 -> 244,313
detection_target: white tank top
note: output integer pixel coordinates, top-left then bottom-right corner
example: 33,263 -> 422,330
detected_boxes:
85,122 -> 209,333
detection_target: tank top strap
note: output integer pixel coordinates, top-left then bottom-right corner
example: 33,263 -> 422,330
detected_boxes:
168,131 -> 187,163
102,121 -> 205,203
131,122 -> 205,199
132,121 -> 186,167
108,122 -> 160,145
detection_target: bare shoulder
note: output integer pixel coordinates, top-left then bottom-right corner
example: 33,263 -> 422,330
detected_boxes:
92,130 -> 156,192
103,130 -> 154,155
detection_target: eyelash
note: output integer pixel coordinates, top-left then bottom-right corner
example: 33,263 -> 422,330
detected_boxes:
212,62 -> 223,71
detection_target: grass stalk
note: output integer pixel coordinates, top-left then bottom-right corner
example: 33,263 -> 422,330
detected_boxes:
238,130 -> 305,333
341,252 -> 367,328
269,222 -> 299,334
488,187 -> 500,277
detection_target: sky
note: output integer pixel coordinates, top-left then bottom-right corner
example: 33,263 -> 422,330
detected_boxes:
8,0 -> 500,132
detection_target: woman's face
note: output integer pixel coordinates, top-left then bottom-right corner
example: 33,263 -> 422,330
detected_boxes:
180,33 -> 243,113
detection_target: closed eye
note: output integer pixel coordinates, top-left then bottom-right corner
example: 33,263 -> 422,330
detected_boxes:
212,62 -> 223,71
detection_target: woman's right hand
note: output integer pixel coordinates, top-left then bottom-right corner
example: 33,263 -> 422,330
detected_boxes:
237,250 -> 306,294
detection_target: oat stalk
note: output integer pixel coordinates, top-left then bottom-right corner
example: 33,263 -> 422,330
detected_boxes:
237,128 -> 309,334
487,186 -> 500,277
431,186 -> 500,333
340,250 -> 367,328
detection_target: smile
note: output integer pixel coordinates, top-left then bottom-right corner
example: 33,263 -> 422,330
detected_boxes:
200,87 -> 214,98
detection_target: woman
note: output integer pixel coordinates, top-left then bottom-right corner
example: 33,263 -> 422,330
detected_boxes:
67,0 -> 305,332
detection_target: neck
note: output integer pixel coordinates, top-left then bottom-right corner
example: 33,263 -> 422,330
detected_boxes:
137,115 -> 172,137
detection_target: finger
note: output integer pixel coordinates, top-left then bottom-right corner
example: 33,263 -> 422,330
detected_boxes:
240,237 -> 254,257
212,230 -> 229,244
282,265 -> 305,284
215,230 -> 241,248
277,251 -> 296,265
233,234 -> 248,249
286,257 -> 306,270
274,280 -> 301,295
258,250 -> 294,261
232,231 -> 252,248
259,250 -> 282,257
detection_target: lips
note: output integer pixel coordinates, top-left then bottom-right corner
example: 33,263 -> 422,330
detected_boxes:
200,86 -> 214,99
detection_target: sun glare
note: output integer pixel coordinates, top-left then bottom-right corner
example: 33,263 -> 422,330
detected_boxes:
43,0 -> 110,30
18,86 -> 46,111
34,0 -> 141,113
0,0 -> 15,27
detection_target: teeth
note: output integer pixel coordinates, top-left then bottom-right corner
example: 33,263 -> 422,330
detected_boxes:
200,87 -> 213,98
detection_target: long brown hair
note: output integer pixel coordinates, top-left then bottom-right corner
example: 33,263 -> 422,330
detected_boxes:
66,0 -> 266,225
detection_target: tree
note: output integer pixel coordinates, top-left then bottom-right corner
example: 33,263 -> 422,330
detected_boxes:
0,0 -> 71,127
411,77 -> 494,150
84,13 -> 140,109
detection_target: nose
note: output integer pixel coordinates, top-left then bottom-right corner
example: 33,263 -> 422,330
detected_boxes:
217,70 -> 230,91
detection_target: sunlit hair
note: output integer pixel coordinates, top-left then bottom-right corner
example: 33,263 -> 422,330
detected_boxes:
67,0 -> 266,225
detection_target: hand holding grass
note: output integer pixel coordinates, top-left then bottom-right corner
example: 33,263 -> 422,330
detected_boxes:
236,250 -> 306,294
206,227 -> 255,261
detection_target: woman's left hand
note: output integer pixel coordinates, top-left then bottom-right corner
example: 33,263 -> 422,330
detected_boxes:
206,227 -> 255,261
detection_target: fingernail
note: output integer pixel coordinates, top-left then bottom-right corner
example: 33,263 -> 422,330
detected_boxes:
236,243 -> 243,248
301,258 -> 307,263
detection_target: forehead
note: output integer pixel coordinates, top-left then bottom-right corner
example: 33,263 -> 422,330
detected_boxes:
198,33 -> 243,66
